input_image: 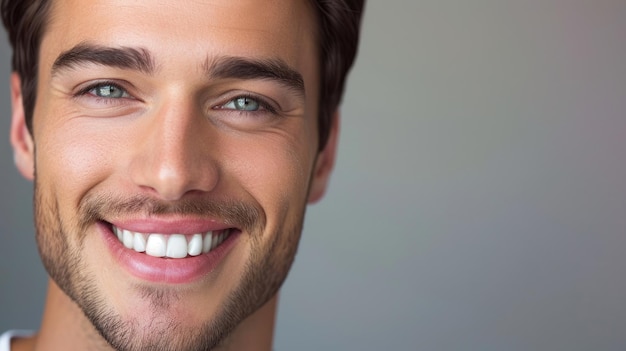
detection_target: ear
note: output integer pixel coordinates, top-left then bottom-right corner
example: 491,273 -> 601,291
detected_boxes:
308,111 -> 339,203
10,73 -> 35,180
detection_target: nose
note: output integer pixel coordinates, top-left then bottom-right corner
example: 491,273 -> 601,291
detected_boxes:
129,96 -> 220,201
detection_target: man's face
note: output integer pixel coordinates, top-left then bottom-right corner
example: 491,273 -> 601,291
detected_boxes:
11,0 -> 334,349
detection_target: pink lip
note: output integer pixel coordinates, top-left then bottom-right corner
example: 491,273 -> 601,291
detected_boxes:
98,222 -> 240,284
109,217 -> 235,234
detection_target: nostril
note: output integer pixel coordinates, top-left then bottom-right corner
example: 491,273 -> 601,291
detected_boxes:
130,152 -> 220,201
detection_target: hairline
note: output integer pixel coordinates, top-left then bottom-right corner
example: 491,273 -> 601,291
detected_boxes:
4,0 -> 360,150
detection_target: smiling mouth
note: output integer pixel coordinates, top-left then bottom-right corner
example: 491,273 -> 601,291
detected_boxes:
111,225 -> 233,259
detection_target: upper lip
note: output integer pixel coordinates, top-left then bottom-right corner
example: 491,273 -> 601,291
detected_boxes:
105,216 -> 236,235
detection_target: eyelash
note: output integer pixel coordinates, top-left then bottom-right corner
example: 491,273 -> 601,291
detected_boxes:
74,82 -> 279,116
214,93 -> 278,115
74,81 -> 131,104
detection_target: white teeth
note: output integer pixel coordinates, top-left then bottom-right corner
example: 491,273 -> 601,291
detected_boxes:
114,227 -> 123,241
113,226 -> 231,259
145,234 -> 167,257
122,230 -> 134,249
188,234 -> 203,256
166,235 -> 188,258
133,233 -> 147,253
203,232 -> 213,254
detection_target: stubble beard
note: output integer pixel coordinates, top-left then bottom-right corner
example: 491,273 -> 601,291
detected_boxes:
34,180 -> 305,351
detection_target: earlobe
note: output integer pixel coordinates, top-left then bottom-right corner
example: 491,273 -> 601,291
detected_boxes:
308,111 -> 340,204
10,73 -> 35,180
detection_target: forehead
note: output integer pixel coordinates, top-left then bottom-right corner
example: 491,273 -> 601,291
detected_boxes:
40,0 -> 318,72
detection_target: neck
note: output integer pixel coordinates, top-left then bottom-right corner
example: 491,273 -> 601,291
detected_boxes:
19,279 -> 277,351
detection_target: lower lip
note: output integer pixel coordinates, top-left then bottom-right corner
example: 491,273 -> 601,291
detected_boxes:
98,222 -> 240,284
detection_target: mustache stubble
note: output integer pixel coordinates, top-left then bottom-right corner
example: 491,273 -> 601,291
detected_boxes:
76,192 -> 265,236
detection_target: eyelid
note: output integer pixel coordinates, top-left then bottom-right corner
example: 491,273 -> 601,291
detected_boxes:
213,92 -> 279,115
73,80 -> 134,99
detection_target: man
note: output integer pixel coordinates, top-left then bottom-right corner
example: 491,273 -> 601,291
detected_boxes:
0,0 -> 364,350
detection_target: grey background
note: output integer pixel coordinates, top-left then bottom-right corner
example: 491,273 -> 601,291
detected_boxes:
2,1 -> 626,350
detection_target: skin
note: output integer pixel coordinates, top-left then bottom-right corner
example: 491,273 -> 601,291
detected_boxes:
9,0 -> 339,350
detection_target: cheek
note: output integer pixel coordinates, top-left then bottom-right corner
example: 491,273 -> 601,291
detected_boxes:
225,132 -> 313,220
35,119 -> 116,205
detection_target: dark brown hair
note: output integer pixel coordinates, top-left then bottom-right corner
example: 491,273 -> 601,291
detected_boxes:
1,0 -> 364,150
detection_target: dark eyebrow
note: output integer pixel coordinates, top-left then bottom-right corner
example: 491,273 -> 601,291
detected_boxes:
52,44 -> 304,96
205,56 -> 305,97
52,43 -> 156,76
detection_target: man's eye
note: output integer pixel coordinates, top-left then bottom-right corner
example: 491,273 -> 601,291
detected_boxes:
222,97 -> 261,111
88,84 -> 130,99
